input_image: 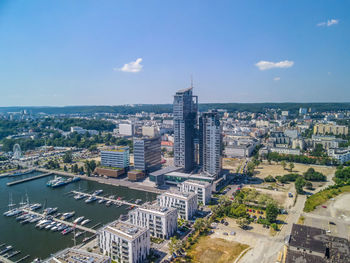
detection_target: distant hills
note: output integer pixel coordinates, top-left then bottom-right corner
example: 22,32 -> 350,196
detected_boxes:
1,103 -> 350,115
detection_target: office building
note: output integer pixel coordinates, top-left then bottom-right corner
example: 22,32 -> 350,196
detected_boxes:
129,204 -> 177,239
133,136 -> 161,173
178,180 -> 212,205
173,87 -> 198,172
157,191 -> 197,220
101,147 -> 130,169
119,123 -> 134,136
99,220 -> 150,263
142,126 -> 159,137
313,123 -> 348,136
199,110 -> 222,178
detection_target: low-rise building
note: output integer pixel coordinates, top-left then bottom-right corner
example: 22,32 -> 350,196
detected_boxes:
157,191 -> 197,220
328,147 -> 350,164
99,220 -> 150,263
95,167 -> 125,177
129,204 -> 177,239
178,180 -> 212,205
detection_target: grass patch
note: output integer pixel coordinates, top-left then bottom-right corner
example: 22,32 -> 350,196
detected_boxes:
304,185 -> 350,212
298,216 -> 305,225
187,236 -> 248,263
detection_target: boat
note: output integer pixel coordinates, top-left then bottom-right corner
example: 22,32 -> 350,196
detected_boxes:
4,209 -> 22,217
92,190 -> 103,196
80,219 -> 91,226
8,169 -> 34,177
72,177 -> 81,183
61,227 -> 73,235
98,198 -> 106,204
29,203 -> 42,211
106,200 -> 113,207
35,219 -> 49,228
45,222 -> 56,230
57,225 -> 67,231
74,194 -> 85,200
43,207 -> 58,215
0,246 -> 13,255
108,195 -> 115,199
54,213 -> 62,218
73,216 -> 84,224
30,217 -> 41,223
75,231 -> 83,238
85,196 -> 97,203
60,212 -> 75,220
135,199 -> 142,204
46,176 -> 63,187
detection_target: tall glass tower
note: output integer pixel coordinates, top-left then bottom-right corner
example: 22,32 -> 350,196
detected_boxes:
173,87 -> 198,172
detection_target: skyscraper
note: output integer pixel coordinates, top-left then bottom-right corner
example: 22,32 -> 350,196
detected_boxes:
173,87 -> 198,172
199,110 -> 222,178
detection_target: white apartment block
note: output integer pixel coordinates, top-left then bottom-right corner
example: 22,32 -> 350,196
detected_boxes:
101,147 -> 130,168
119,123 -> 134,136
129,204 -> 177,239
99,220 -> 150,263
157,191 -> 197,220
178,180 -> 212,206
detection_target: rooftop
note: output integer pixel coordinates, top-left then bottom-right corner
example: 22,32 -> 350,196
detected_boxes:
103,220 -> 147,241
160,190 -> 197,200
175,87 -> 192,94
183,179 -> 211,187
47,248 -> 109,263
137,203 -> 177,215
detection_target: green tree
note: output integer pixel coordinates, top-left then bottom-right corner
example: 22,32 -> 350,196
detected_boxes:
168,237 -> 183,254
289,162 -> 295,172
281,161 -> 287,170
63,151 -> 73,163
237,218 -> 250,229
295,177 -> 306,194
305,181 -> 313,190
266,203 -> 279,223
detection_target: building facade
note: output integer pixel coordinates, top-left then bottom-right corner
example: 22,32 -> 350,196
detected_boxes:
157,191 -> 197,220
199,110 -> 222,178
173,87 -> 198,172
119,123 -> 134,136
133,136 -> 161,173
129,204 -> 177,239
178,180 -> 212,205
99,220 -> 150,263
101,147 -> 130,169
313,123 -> 348,136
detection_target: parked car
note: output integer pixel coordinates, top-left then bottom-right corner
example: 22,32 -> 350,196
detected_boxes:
223,232 -> 228,236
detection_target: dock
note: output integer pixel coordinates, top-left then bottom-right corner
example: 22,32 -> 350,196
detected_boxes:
71,190 -> 140,207
23,209 -> 97,234
0,255 -> 15,263
6,172 -> 53,186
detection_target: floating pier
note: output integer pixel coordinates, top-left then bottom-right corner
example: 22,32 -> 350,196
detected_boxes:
7,172 -> 53,186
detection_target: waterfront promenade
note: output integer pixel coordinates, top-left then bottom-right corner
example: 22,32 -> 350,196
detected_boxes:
36,168 -> 165,194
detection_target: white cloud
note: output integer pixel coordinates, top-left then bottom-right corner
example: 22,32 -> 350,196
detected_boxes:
115,58 -> 143,73
273,77 -> 281,81
317,19 -> 339,27
255,60 -> 294,71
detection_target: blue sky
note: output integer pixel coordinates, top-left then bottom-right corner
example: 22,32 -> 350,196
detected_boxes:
0,0 -> 349,106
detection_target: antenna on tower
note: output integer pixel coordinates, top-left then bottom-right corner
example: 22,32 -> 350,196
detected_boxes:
190,74 -> 193,88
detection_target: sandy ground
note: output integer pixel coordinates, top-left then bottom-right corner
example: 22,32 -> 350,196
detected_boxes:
223,158 -> 244,172
244,186 -> 293,208
254,162 -> 336,180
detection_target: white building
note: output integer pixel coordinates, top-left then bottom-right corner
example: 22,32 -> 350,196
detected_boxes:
157,191 -> 197,220
269,147 -> 301,155
328,147 -> 350,164
47,248 -> 110,263
70,126 -> 98,136
129,204 -> 177,239
119,123 -> 134,136
178,180 -> 212,205
101,147 -> 130,168
142,126 -> 159,137
99,220 -> 150,263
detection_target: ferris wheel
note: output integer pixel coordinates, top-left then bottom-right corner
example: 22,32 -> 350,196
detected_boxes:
13,144 -> 22,159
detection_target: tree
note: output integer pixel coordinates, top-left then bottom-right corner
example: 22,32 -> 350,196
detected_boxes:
246,161 -> 255,176
264,175 -> 276,182
63,165 -> 68,172
295,177 -> 306,194
289,162 -> 295,172
168,237 -> 183,254
266,203 -> 279,223
281,161 -> 287,170
271,223 -> 278,231
305,181 -> 313,190
62,151 -> 73,163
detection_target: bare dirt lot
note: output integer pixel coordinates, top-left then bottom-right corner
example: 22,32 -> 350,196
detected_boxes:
244,186 -> 293,208
223,158 -> 244,172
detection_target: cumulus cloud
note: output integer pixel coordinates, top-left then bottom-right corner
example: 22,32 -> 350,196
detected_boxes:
273,77 -> 281,81
255,60 -> 294,71
115,58 -> 143,73
317,19 -> 339,27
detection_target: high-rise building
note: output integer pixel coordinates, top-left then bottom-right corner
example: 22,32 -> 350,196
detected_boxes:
133,136 -> 161,173
199,110 -> 222,178
173,87 -> 198,172
101,147 -> 130,169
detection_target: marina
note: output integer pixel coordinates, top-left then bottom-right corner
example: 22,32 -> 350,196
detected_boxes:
0,170 -> 156,262
6,172 -> 53,186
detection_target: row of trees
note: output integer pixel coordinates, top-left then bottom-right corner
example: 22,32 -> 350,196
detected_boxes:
266,152 -> 336,166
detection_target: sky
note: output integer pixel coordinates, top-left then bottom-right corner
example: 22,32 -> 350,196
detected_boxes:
0,0 -> 349,106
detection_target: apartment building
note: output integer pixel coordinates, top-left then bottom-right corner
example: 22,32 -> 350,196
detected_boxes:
178,180 -> 212,205
98,220 -> 150,263
129,204 -> 177,239
157,191 -> 197,220
313,123 -> 348,136
119,123 -> 134,136
101,147 -> 130,169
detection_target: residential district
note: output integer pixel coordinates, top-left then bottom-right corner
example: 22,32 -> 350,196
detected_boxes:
1,88 -> 350,263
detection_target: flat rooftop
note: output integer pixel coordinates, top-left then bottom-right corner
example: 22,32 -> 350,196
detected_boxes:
103,220 -> 147,241
160,190 -> 197,200
47,248 -> 109,263
183,179 -> 211,187
138,203 -> 177,215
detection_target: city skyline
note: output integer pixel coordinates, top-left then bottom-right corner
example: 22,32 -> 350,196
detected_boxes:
0,0 -> 349,106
